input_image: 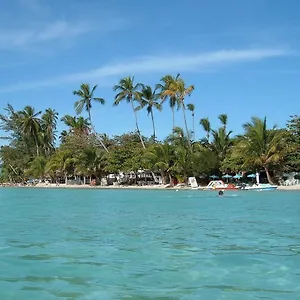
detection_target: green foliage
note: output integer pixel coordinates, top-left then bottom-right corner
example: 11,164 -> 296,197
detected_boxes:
284,115 -> 300,171
105,132 -> 145,173
0,79 -> 297,185
229,117 -> 288,183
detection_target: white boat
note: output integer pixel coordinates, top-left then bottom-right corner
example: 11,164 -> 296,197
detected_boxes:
238,172 -> 278,191
241,183 -> 278,191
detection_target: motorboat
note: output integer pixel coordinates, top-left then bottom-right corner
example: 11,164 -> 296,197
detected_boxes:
202,180 -> 239,190
240,183 -> 278,191
239,172 -> 278,191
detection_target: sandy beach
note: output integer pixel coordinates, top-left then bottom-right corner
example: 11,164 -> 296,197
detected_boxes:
277,185 -> 300,191
2,182 -> 300,191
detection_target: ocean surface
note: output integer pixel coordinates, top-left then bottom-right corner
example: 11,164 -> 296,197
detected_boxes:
0,188 -> 299,299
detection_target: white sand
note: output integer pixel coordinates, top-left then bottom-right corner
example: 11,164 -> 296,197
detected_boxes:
277,185 -> 300,191
34,182 -> 173,189
2,182 -> 300,191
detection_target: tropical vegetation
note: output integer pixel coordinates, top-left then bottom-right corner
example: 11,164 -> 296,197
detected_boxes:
0,75 -> 299,185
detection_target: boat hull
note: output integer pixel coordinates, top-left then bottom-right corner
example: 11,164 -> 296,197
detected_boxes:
242,184 -> 278,191
244,187 -> 277,191
212,187 -> 239,190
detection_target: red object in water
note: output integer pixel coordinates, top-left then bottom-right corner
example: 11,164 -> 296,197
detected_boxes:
226,183 -> 238,190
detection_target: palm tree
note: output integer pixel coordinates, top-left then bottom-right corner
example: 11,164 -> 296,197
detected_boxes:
210,127 -> 233,163
25,156 -> 47,179
113,76 -> 146,149
61,115 -> 91,135
59,130 -> 68,144
200,117 -> 211,143
41,108 -> 58,156
145,142 -> 175,185
233,117 -> 287,184
175,78 -> 194,144
136,85 -> 162,141
218,114 -> 228,130
167,127 -> 193,182
73,83 -> 108,153
158,74 -> 194,144
187,103 -> 195,140
46,150 -> 75,184
19,106 -> 42,156
166,126 -> 190,149
157,74 -> 180,131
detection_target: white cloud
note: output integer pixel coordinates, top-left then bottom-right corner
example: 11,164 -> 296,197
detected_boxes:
0,21 -> 92,49
0,16 -> 128,50
0,48 -> 291,93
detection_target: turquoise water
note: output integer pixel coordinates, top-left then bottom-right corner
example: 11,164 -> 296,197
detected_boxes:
0,188 -> 299,299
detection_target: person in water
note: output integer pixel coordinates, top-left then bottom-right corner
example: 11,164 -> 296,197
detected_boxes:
218,190 -> 224,196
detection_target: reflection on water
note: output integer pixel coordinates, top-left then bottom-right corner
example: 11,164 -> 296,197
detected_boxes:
0,188 -> 299,299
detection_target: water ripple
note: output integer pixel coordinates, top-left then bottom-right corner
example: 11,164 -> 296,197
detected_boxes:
0,188 -> 299,299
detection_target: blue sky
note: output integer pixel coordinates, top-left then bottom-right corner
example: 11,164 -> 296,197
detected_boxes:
0,0 -> 300,144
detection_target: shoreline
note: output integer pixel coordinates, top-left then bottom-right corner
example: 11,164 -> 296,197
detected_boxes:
1,183 -> 300,191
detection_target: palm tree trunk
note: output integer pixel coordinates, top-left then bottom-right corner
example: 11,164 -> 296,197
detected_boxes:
206,132 -> 210,143
172,106 -> 175,132
150,109 -> 156,141
162,171 -> 166,185
34,135 -> 39,156
264,166 -> 275,185
130,99 -> 146,149
182,105 -> 191,147
192,113 -> 195,140
168,173 -> 173,186
88,108 -> 109,153
88,109 -> 92,123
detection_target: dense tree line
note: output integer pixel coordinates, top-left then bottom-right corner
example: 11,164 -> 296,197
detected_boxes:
0,74 -> 299,185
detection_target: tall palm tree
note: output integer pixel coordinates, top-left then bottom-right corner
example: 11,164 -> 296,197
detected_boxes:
234,117 -> 287,184
158,74 -> 194,144
200,117 -> 211,143
20,106 -> 42,156
113,76 -> 146,149
136,85 -> 162,141
176,78 -> 194,144
187,103 -> 195,140
41,108 -> 58,156
73,83 -> 108,153
157,74 -> 180,131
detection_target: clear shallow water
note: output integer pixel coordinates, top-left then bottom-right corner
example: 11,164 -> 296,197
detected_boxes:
0,188 -> 299,300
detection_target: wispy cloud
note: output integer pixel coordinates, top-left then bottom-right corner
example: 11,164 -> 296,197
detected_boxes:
0,18 -> 126,50
0,48 -> 292,93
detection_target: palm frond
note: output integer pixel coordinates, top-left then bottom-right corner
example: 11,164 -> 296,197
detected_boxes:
74,100 -> 85,115
94,97 -> 105,105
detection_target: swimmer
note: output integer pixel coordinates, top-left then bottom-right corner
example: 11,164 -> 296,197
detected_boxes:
218,190 -> 224,196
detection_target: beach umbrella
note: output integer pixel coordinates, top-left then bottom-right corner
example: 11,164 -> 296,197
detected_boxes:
233,174 -> 242,179
222,174 -> 232,178
209,175 -> 219,179
247,174 -> 256,178
222,174 -> 232,182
